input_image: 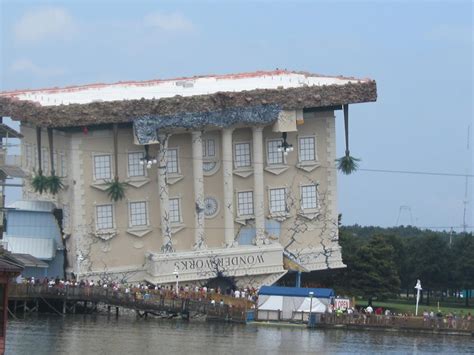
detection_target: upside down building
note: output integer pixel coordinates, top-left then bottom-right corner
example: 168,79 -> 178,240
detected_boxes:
0,70 -> 377,287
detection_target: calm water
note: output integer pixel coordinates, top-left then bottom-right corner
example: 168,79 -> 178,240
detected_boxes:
6,314 -> 474,355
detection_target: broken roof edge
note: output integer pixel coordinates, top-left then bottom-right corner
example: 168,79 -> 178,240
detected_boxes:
0,80 -> 377,129
0,69 -> 373,97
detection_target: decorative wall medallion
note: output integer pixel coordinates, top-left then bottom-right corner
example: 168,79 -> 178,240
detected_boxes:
204,196 -> 219,218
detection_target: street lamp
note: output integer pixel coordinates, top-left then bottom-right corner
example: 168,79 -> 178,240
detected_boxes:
173,269 -> 179,295
277,132 -> 294,156
140,144 -> 157,169
308,291 -> 314,325
414,279 -> 422,316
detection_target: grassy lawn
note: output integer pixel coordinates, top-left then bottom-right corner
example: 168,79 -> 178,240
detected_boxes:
355,298 -> 474,316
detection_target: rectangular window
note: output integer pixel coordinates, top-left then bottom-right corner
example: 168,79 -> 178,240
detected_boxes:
267,139 -> 284,165
206,139 -> 215,157
94,154 -> 112,180
96,204 -> 114,230
169,198 -> 181,223
298,137 -> 316,162
301,185 -> 318,210
269,188 -> 286,213
33,146 -> 38,169
129,201 -> 148,227
237,191 -> 254,216
167,148 -> 179,174
202,138 -> 216,158
128,152 -> 145,177
53,151 -> 58,174
234,142 -> 251,168
24,144 -> 33,169
59,152 -> 67,177
42,148 -> 50,173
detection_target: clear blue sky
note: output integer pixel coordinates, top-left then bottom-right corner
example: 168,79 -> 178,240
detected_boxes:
1,0 -> 472,230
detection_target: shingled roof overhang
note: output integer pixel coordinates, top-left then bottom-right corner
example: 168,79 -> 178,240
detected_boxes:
0,80 -> 376,129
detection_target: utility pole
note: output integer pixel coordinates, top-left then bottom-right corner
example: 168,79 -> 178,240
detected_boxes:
396,205 -> 413,226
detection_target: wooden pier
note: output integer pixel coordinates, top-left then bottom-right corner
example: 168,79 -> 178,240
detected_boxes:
8,284 -> 251,323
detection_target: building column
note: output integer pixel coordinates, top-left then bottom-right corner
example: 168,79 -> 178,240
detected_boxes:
252,126 -> 267,245
192,131 -> 206,250
222,128 -> 235,247
158,134 -> 173,253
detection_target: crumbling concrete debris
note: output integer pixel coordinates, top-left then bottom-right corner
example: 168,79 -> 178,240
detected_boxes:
133,105 -> 280,145
0,81 -> 376,128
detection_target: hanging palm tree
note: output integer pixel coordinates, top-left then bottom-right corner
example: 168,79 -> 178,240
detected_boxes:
105,179 -> 127,201
336,104 -> 360,174
45,127 -> 64,195
31,127 -> 49,194
105,124 -> 127,201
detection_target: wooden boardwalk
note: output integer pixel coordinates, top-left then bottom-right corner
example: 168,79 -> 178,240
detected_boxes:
8,284 -> 251,323
308,313 -> 474,336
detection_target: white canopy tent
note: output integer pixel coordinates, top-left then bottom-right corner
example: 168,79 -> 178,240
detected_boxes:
258,295 -> 283,311
256,286 -> 334,321
296,297 -> 326,313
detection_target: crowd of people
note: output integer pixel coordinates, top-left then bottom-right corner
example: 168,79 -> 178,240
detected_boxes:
422,309 -> 473,329
14,275 -> 473,330
15,275 -> 259,304
321,304 -> 473,330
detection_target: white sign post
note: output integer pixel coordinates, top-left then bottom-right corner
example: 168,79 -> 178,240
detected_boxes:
414,279 -> 422,316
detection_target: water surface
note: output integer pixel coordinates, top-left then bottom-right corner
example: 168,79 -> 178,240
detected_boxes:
7,314 -> 473,354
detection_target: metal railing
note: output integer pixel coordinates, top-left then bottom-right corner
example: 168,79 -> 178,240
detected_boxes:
8,284 -> 250,322
317,313 -> 474,332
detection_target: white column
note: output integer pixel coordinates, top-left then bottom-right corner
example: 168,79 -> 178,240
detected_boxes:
158,134 -> 173,253
222,128 -> 235,246
252,126 -> 267,245
192,131 -> 206,249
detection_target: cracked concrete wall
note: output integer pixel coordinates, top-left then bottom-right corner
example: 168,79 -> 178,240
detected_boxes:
256,111 -> 344,270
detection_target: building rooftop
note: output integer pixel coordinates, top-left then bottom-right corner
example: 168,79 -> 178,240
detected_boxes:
4,237 -> 57,260
0,70 -> 370,107
0,70 -> 377,128
11,253 -> 48,268
259,286 -> 335,298
7,200 -> 56,213
0,248 -> 24,273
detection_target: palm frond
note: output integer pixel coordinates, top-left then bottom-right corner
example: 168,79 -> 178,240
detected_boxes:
105,180 -> 127,202
46,175 -> 64,195
31,173 -> 49,194
336,155 -> 361,175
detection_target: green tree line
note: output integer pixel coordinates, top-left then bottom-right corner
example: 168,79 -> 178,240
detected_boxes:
316,225 -> 474,306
